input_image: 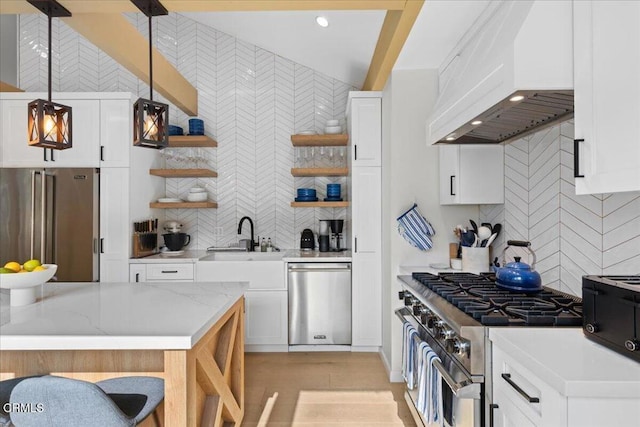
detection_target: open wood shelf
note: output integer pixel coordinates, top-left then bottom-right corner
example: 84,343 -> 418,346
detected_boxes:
150,201 -> 218,209
291,134 -> 348,147
290,201 -> 350,208
291,167 -> 349,177
150,168 -> 218,178
168,135 -> 218,147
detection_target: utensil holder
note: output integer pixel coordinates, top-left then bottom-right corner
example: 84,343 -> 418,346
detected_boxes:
461,246 -> 489,274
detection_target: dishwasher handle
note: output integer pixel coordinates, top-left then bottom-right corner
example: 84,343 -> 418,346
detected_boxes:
288,263 -> 351,273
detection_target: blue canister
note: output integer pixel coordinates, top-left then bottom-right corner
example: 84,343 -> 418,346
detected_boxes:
327,183 -> 341,198
188,118 -> 205,135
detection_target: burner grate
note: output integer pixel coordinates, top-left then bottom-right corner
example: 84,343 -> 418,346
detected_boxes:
411,271 -> 583,327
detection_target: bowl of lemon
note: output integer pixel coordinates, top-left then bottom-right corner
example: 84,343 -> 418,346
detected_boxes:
0,260 -> 57,306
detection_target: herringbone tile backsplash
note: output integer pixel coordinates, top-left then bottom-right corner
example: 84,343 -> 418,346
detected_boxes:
480,120 -> 640,296
19,13 -> 354,250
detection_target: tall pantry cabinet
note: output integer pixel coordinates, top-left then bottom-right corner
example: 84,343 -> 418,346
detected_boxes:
347,92 -> 382,347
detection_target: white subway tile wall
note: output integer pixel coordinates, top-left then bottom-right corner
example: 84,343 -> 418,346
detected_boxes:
19,13 -> 353,250
480,120 -> 640,296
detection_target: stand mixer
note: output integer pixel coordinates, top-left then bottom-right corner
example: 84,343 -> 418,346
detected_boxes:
162,221 -> 191,252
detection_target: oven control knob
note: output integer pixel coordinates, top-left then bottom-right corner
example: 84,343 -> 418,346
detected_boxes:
435,320 -> 446,329
404,295 -> 413,306
625,340 -> 639,352
454,339 -> 469,355
413,305 -> 424,316
441,329 -> 456,340
398,291 -> 405,300
427,317 -> 436,328
585,323 -> 599,334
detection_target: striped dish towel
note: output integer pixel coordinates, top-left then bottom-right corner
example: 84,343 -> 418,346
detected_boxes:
397,203 -> 436,251
416,341 -> 444,426
402,322 -> 419,389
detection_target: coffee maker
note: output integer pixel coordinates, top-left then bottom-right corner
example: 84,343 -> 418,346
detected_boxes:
319,219 -> 345,252
318,220 -> 331,252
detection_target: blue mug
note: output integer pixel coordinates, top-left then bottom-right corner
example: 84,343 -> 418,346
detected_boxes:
188,118 -> 205,135
327,183 -> 341,197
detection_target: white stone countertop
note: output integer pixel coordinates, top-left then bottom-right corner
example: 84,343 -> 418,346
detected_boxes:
129,250 -> 207,263
489,328 -> 640,398
282,249 -> 352,262
0,281 -> 247,351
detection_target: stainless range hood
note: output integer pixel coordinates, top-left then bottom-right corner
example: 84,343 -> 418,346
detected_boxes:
427,1 -> 574,145
442,90 -> 574,144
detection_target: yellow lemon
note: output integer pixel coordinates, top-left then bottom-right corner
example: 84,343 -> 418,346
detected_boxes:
3,261 -> 21,273
23,259 -> 41,272
17,269 -> 29,273
33,265 -> 47,272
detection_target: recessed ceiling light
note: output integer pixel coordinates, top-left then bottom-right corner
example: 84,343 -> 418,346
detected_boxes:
316,16 -> 329,27
471,120 -> 483,126
446,136 -> 456,141
510,95 -> 525,102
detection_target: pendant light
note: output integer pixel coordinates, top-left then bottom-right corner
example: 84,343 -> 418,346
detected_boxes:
131,0 -> 169,149
27,0 -> 72,150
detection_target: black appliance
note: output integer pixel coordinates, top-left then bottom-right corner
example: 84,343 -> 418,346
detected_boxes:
582,275 -> 640,362
300,228 -> 315,251
397,272 -> 583,427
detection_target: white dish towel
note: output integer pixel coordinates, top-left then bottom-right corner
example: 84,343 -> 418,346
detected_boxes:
416,341 -> 444,426
402,322 -> 419,389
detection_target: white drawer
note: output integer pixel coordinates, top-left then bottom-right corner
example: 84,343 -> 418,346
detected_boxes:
146,263 -> 194,281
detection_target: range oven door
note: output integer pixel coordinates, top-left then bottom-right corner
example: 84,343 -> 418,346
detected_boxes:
396,307 -> 483,427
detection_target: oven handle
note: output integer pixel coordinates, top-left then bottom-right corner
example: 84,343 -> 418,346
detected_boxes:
395,307 -> 481,400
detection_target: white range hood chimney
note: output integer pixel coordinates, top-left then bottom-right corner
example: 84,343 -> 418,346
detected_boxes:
427,1 -> 573,145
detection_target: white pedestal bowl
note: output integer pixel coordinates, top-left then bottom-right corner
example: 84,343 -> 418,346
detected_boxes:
0,264 -> 57,306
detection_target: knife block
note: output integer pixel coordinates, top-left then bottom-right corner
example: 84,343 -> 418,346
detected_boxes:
132,233 -> 158,258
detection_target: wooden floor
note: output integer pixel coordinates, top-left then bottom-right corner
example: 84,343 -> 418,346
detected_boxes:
242,352 -> 417,427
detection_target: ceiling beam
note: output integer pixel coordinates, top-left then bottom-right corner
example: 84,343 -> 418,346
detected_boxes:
62,13 -> 198,116
0,0 -> 406,14
0,81 -> 23,92
361,0 -> 423,91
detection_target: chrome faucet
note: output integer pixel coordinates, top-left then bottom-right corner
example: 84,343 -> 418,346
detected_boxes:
237,216 -> 255,252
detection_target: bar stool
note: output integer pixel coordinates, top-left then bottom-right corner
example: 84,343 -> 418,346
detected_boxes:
9,375 -> 164,427
0,376 -> 43,427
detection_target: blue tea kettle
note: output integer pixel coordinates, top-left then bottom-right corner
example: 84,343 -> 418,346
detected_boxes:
495,240 -> 542,293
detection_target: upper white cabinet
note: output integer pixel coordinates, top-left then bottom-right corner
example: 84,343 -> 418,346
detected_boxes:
100,99 -> 132,167
347,92 -> 381,166
0,99 -> 45,167
52,99 -> 100,167
439,145 -> 504,205
573,1 -> 640,194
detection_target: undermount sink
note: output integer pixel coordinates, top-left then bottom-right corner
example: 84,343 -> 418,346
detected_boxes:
201,252 -> 284,262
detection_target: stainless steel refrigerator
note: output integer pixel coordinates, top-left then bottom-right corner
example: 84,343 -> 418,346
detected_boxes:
0,168 -> 99,281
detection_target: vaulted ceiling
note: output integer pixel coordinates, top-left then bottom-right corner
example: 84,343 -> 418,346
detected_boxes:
0,0 -> 489,116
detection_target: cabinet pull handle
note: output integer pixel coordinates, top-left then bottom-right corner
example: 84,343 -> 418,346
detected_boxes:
100,238 -> 104,253
100,146 -> 105,161
161,270 -> 178,273
43,149 -> 48,162
354,145 -> 357,160
450,175 -> 456,196
354,236 -> 358,253
574,139 -> 584,178
489,403 -> 499,427
50,149 -> 55,162
501,373 -> 540,403
135,273 -> 140,282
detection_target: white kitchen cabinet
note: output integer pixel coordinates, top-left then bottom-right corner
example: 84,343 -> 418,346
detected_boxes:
100,99 -> 131,167
348,90 -> 383,348
573,1 -> 640,194
347,92 -> 382,167
492,345 -> 567,427
439,144 -> 504,205
0,97 -> 100,167
100,168 -> 130,283
245,291 -> 288,346
129,264 -> 146,283
196,260 -> 287,348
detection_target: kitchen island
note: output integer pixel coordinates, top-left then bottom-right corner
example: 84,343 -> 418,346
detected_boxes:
0,281 -> 247,426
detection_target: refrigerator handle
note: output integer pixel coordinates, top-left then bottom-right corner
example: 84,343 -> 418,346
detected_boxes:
30,171 -> 39,259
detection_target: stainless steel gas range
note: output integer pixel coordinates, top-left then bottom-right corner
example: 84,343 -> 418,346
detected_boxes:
396,272 -> 583,427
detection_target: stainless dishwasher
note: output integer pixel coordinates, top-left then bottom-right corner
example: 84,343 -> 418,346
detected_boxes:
288,262 -> 351,345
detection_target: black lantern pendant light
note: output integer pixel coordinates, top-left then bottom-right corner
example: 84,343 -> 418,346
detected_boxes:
27,0 -> 72,150
132,0 -> 169,149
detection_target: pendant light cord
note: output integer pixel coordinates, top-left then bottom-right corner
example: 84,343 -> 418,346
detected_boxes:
148,13 -> 153,102
48,13 -> 52,102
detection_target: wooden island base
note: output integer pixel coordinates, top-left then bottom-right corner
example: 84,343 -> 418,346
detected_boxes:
0,298 -> 244,427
